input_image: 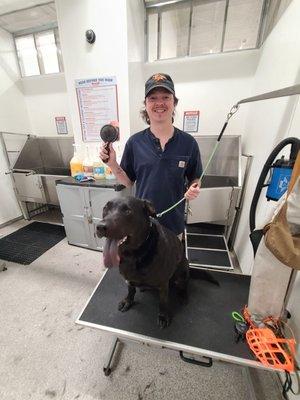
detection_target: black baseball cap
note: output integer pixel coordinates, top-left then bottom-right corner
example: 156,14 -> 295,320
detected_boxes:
145,73 -> 175,97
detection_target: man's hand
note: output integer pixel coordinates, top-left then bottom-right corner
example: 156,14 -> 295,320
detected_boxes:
99,142 -> 116,167
184,182 -> 200,200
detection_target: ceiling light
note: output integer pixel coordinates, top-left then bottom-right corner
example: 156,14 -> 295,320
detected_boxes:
147,1 -> 179,8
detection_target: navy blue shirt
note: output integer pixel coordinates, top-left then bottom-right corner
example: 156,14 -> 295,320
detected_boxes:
120,127 -> 202,235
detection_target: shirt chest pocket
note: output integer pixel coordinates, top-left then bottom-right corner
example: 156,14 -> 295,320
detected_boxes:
164,156 -> 189,180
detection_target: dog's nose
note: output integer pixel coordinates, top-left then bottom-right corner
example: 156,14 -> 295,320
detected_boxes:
96,222 -> 107,237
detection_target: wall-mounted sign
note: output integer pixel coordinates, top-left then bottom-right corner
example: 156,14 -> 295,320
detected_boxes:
55,116 -> 68,134
75,76 -> 119,142
183,111 -> 200,133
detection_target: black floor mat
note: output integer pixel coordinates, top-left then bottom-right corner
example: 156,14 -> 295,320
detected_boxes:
0,222 -> 66,265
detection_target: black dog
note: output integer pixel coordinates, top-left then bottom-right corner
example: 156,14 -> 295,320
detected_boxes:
97,196 -> 216,328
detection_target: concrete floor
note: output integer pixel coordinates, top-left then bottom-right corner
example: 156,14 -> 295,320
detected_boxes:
0,218 -> 284,400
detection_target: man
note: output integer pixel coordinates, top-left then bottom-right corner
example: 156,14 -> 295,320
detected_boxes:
100,73 -> 202,236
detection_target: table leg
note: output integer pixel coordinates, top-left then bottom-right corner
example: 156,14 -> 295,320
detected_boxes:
103,336 -> 121,376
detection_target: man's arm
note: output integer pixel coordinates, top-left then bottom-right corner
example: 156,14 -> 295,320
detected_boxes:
99,142 -> 134,188
184,139 -> 202,200
110,162 -> 134,188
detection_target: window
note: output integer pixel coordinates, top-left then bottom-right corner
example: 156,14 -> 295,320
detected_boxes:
223,0 -> 264,51
190,0 -> 226,55
160,3 -> 191,59
15,35 -> 40,76
35,31 -> 60,74
146,0 -> 268,61
15,28 -> 63,77
148,13 -> 159,61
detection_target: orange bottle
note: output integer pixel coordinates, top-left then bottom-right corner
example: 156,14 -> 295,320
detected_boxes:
70,144 -> 83,177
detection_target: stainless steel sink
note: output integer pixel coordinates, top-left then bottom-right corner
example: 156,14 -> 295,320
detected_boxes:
2,133 -> 73,218
187,135 -> 242,239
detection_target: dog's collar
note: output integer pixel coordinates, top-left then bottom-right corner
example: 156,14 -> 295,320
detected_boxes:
135,220 -> 153,252
133,219 -> 158,268
143,219 -> 153,242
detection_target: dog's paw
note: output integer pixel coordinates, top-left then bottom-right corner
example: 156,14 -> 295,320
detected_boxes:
118,299 -> 133,312
157,314 -> 171,329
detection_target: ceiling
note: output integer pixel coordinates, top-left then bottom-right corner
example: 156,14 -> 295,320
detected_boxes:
0,0 -> 56,34
0,0 -> 51,15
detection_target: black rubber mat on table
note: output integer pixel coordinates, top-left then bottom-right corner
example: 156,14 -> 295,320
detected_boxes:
0,222 -> 65,265
79,267 -> 254,361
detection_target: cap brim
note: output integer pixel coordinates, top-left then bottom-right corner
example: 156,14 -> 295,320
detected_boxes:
145,84 -> 175,97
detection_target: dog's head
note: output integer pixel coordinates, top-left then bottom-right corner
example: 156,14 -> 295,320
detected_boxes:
97,196 -> 156,268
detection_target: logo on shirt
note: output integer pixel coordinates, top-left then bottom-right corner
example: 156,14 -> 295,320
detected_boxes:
178,161 -> 186,168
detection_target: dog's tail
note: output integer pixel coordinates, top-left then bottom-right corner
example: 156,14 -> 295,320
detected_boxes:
189,268 -> 220,286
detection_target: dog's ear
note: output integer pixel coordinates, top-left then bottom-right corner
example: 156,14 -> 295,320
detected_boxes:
143,200 -> 156,217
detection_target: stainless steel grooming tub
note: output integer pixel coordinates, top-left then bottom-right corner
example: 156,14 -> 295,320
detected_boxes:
187,135 -> 242,239
2,133 -> 73,219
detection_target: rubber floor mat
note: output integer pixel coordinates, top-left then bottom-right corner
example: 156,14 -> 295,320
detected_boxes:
0,222 -> 66,265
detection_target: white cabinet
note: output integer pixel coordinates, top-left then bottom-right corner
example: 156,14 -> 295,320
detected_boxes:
56,181 -> 131,251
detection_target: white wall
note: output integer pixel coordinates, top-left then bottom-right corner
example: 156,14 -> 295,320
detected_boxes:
128,62 -> 147,133
55,0 -> 131,160
127,0 -> 145,64
0,29 -> 30,133
21,73 -> 73,137
234,0 -> 300,275
0,27 -> 31,225
127,0 -> 147,133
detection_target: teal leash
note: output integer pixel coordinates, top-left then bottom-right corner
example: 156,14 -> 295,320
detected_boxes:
156,141 -> 220,218
156,104 -> 239,218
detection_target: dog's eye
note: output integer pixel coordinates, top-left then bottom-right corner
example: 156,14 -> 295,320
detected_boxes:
103,201 -> 112,217
121,205 -> 132,215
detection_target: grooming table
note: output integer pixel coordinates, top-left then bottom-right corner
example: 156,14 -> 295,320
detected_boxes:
76,267 -> 275,380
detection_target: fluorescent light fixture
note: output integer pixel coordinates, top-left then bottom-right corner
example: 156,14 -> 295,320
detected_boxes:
147,0 -> 179,8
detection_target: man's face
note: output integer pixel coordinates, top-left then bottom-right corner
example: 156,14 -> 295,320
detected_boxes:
145,88 -> 175,124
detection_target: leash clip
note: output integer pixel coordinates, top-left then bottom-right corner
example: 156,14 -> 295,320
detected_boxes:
227,104 -> 239,121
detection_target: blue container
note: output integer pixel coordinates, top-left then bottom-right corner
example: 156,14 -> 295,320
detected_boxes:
266,161 -> 292,201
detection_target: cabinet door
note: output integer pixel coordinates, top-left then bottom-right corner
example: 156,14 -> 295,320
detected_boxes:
56,184 -> 91,248
13,173 -> 46,203
87,187 -> 119,251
